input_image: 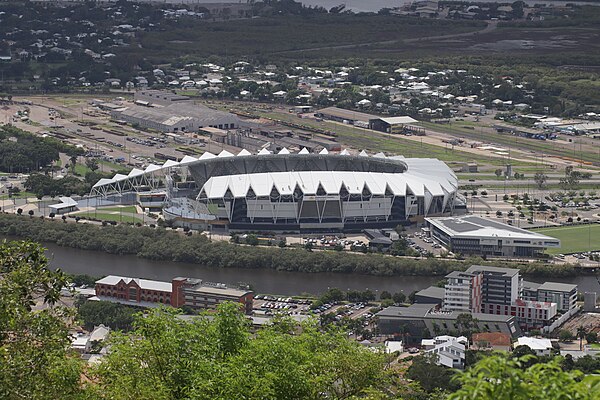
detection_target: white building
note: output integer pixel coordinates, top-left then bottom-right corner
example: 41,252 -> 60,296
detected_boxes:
425,336 -> 467,369
515,337 -> 553,356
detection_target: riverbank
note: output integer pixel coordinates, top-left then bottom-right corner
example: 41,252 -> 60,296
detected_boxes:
0,213 -> 580,279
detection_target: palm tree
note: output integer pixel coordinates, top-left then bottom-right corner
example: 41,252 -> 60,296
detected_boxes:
577,326 -> 588,351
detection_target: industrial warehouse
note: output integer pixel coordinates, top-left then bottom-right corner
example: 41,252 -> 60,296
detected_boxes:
109,90 -> 240,132
91,149 -> 459,232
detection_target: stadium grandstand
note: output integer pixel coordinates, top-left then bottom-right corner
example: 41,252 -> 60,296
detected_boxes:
91,148 -> 459,232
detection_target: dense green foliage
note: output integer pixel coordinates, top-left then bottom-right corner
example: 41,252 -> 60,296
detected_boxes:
76,299 -> 138,332
25,173 -> 93,197
449,354 -> 600,400
0,125 -> 81,173
407,353 -> 459,393
0,241 -> 82,400
91,304 -> 387,400
1,239 -> 599,399
0,213 -> 578,277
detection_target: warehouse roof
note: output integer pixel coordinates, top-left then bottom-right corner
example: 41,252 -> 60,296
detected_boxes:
113,102 -> 239,127
377,116 -> 418,125
316,106 -> 377,122
426,215 -> 560,244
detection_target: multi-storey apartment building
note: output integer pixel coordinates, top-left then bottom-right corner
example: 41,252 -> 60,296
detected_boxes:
443,271 -> 482,313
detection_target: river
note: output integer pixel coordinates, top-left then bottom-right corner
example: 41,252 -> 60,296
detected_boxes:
299,0 -> 600,12
18,240 -> 600,296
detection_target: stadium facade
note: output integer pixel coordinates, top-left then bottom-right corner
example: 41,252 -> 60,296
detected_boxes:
91,148 -> 459,232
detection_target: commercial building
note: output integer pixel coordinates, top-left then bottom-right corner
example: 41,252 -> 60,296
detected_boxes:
376,304 -> 520,343
134,90 -> 191,106
171,277 -> 254,315
111,102 -> 240,133
94,275 -> 254,314
426,215 -> 561,257
413,286 -> 446,305
428,265 -> 578,330
315,106 -> 419,133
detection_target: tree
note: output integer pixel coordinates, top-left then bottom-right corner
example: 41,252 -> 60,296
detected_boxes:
28,209 -> 34,218
16,208 -> 23,215
495,168 -> 504,178
0,240 -> 84,399
586,332 -> 598,344
559,329 -> 574,342
406,352 -> 458,393
534,172 -> 547,189
245,234 -> 259,246
85,158 -> 99,172
392,292 -> 406,304
379,290 -> 392,300
92,302 -> 387,399
577,326 -> 588,351
76,299 -> 137,331
449,355 -> 600,400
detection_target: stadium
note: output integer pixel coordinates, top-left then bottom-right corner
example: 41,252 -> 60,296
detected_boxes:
91,148 -> 459,232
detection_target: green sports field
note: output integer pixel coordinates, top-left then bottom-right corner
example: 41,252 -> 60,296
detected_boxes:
532,224 -> 600,255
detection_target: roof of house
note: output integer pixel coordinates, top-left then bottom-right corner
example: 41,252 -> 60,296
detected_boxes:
517,337 -> 552,350
472,332 -> 512,347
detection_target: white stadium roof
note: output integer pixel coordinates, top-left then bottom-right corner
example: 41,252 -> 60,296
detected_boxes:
199,170 -> 454,199
90,149 -> 457,199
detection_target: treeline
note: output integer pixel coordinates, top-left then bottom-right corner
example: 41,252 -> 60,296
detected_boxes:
0,213 -> 578,278
0,125 -> 82,173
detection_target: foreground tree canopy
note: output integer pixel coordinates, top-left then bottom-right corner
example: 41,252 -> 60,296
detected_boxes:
1,240 -> 599,399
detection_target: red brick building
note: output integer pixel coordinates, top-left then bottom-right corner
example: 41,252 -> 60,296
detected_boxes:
94,275 -> 253,314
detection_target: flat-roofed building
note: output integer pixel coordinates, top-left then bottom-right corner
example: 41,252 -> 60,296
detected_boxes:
522,281 -> 577,312
537,282 -> 578,312
94,275 -> 253,314
376,304 -> 520,344
135,90 -> 190,106
172,277 -> 254,315
466,265 -> 521,307
443,270 -> 482,313
111,102 -> 240,133
426,215 -> 560,258
414,286 -> 445,305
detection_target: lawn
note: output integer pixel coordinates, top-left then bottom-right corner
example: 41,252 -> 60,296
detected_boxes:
532,224 -> 600,255
75,211 -> 142,224
0,191 -> 37,200
99,206 -> 138,213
